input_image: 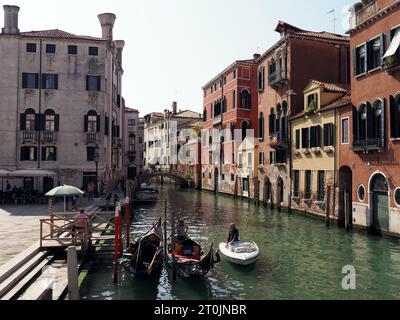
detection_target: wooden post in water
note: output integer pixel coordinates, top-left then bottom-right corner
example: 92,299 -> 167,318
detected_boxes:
125,197 -> 131,247
344,190 -> 350,232
119,204 -> 123,257
67,246 -> 79,300
113,203 -> 121,283
326,186 -> 331,227
171,206 -> 177,284
163,199 -> 167,263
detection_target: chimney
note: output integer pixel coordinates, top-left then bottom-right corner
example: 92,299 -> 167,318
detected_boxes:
114,40 -> 125,65
253,53 -> 261,60
2,5 -> 20,35
98,13 -> 116,43
172,102 -> 177,115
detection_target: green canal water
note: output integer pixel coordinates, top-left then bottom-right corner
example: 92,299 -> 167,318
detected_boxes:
80,185 -> 400,300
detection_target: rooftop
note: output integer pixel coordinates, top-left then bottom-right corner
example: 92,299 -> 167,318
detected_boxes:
20,29 -> 104,42
310,80 -> 349,94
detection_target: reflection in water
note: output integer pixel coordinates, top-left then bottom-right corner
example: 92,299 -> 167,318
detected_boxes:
80,185 -> 400,300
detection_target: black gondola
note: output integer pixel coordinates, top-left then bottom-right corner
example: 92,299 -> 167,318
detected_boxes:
168,237 -> 220,279
120,218 -> 163,278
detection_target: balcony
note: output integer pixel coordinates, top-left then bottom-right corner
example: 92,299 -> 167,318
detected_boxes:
383,54 -> 400,74
86,132 -> 99,144
268,70 -> 287,88
113,137 -> 123,149
213,115 -> 222,126
41,131 -> 57,144
21,131 -> 37,144
352,138 -> 384,153
269,132 -> 289,150
351,0 -> 378,28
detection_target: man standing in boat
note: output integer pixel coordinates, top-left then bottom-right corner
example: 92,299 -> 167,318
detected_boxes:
227,223 -> 240,244
176,219 -> 189,242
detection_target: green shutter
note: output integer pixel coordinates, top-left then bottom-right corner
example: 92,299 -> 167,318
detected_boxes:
352,48 -> 358,76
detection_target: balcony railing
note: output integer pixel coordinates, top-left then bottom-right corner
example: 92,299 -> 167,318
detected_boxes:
269,132 -> 289,150
86,132 -> 99,144
352,138 -> 384,153
213,115 -> 222,126
41,131 -> 57,144
21,131 -> 37,143
355,1 -> 378,27
268,70 -> 287,87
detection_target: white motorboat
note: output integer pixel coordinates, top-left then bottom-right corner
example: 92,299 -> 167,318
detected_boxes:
219,241 -> 260,266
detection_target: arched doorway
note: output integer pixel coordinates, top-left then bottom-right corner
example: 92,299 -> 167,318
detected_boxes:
339,166 -> 353,230
264,177 -> 271,207
370,173 -> 389,235
214,167 -> 219,194
277,177 -> 284,210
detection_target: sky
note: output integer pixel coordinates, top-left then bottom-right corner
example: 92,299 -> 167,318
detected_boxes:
2,0 -> 354,115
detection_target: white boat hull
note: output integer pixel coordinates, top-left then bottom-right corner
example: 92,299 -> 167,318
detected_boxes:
219,242 -> 260,266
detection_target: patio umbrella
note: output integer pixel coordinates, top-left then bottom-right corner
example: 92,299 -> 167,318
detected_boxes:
45,185 -> 85,212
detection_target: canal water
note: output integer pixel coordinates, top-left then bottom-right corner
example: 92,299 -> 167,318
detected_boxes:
80,185 -> 400,300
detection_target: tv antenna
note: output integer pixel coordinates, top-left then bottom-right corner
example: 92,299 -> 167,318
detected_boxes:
327,9 -> 337,34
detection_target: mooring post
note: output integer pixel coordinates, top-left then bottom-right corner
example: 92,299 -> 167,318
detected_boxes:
171,207 -> 177,284
344,190 -> 350,232
326,186 -> 331,227
163,199 -> 167,263
125,197 -> 130,247
113,203 -> 121,283
119,204 -> 123,257
67,246 -> 79,300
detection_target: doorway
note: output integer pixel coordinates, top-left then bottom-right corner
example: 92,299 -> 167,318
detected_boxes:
370,173 -> 389,235
277,177 -> 284,208
264,177 -> 271,207
339,166 -> 353,229
214,167 -> 219,193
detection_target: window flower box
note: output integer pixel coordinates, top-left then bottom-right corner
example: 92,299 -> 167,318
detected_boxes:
323,146 -> 335,153
303,148 -> 311,155
293,149 -> 301,156
312,147 -> 322,154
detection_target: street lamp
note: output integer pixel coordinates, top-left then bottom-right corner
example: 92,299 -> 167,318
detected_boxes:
94,144 -> 100,197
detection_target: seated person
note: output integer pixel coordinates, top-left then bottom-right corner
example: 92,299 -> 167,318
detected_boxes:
72,209 -> 91,241
176,219 -> 189,242
227,223 -> 240,245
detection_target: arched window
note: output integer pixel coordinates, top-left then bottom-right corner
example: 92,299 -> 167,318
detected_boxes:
281,101 -> 288,141
203,108 -> 207,122
259,112 -> 265,139
129,134 -> 136,152
87,110 -> 98,133
358,103 -> 367,141
269,108 -> 275,135
24,108 -> 35,131
242,121 -> 250,140
276,104 -> 282,133
390,94 -> 400,139
240,90 -> 251,109
44,109 -> 56,132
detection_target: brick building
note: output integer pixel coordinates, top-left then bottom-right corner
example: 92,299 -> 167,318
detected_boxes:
201,57 -> 259,198
338,0 -> 400,236
256,21 -> 350,209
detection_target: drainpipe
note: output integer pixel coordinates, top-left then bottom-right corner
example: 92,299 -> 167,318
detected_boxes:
333,108 -> 338,224
38,39 -> 43,170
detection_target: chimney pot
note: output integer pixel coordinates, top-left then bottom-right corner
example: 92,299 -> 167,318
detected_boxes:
98,13 -> 116,43
2,5 -> 20,35
172,102 -> 177,115
253,53 -> 261,60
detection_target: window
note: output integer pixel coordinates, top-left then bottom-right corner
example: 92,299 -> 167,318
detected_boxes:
295,129 -> 301,149
394,188 -> 400,207
42,74 -> 58,89
293,170 -> 300,197
139,137 -> 143,144
89,47 -> 99,56
310,125 -> 322,148
317,171 -> 325,202
26,43 -> 36,53
223,76 -> 227,85
241,121 -> 250,141
86,76 -> 101,91
46,44 -> 56,54
129,134 -> 136,152
248,153 -> 253,168
45,110 -> 56,132
258,66 -> 265,91
231,174 -> 235,182
302,127 -> 310,149
87,147 -> 96,161
276,150 -> 286,164
259,113 -> 265,139
341,118 -> 349,144
128,119 -> 136,126
20,147 -> 37,161
383,28 -> 400,63
239,154 -> 243,168
259,152 -> 265,165
22,73 -> 39,89
20,109 -> 36,131
68,45 -> 78,55
42,147 -> 57,161
355,44 -> 367,75
390,94 -> 400,139
357,185 -> 366,202
369,37 -> 382,70
269,151 -> 275,165
232,91 -> 236,109
203,109 -> 207,121
240,90 -> 251,109
307,93 -> 319,110
243,178 -> 249,192
305,170 -> 312,200
269,109 -> 276,135
323,123 -> 334,147
233,69 -> 237,79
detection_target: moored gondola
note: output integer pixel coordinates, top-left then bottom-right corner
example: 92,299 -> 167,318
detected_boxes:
168,237 -> 220,279
120,218 -> 163,278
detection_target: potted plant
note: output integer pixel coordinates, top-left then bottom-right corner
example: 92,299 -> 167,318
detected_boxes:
305,99 -> 317,116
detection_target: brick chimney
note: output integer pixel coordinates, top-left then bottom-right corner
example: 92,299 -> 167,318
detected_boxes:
253,53 -> 261,60
98,13 -> 116,43
2,5 -> 20,35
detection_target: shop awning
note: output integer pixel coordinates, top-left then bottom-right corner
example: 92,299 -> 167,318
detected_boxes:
383,29 -> 400,59
6,169 -> 57,178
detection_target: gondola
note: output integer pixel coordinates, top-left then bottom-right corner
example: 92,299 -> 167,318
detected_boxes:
168,237 -> 220,279
120,218 -> 163,278
134,188 -> 160,202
